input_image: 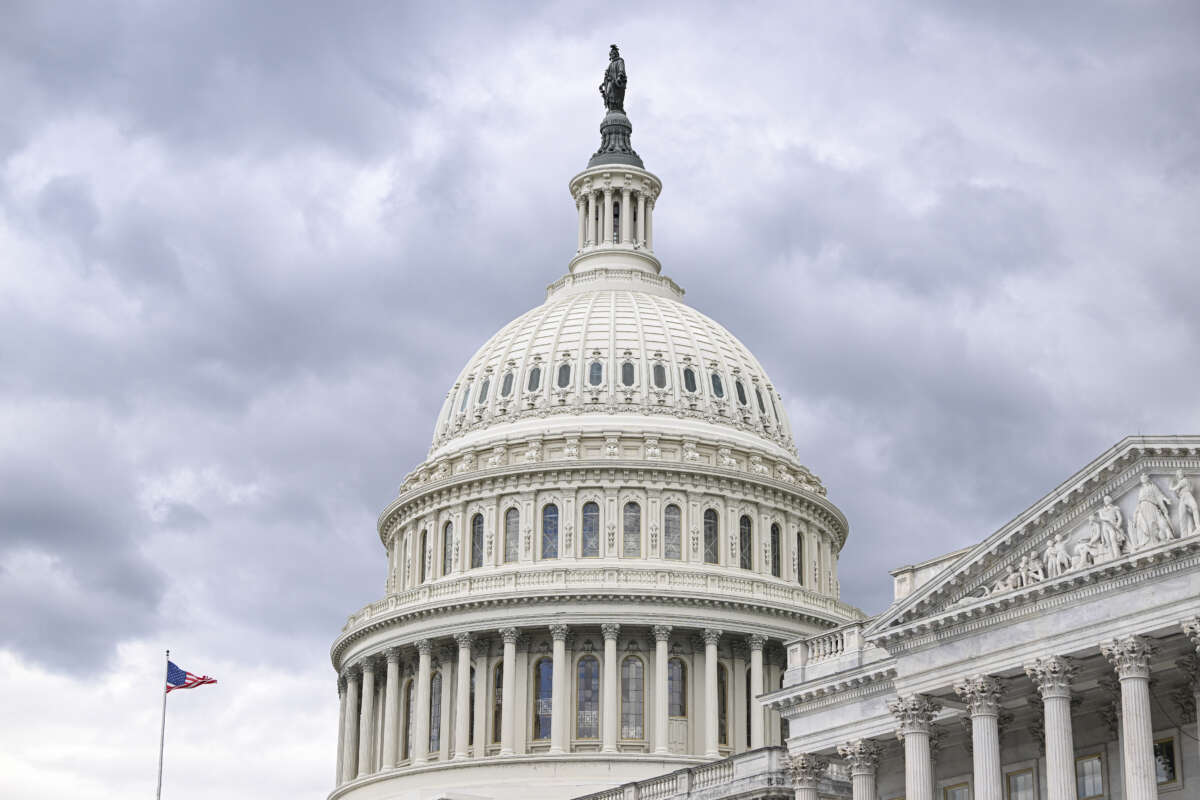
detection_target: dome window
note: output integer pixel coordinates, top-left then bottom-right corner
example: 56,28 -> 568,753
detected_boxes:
527,366 -> 541,392
477,379 -> 490,405
652,363 -> 667,389
500,371 -> 514,398
621,361 -> 635,387
682,367 -> 697,394
588,361 -> 603,387
710,373 -> 725,398
755,387 -> 767,415
557,363 -> 572,388
459,382 -> 472,412
735,380 -> 748,406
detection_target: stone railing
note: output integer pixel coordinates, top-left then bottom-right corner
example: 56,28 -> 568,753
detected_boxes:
571,747 -> 797,800
785,621 -> 888,684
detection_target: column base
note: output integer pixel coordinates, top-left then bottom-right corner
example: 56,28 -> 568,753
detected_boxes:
549,747 -> 564,755
498,748 -> 514,757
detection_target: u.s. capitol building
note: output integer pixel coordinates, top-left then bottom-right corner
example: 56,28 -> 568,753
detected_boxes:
329,48 -> 1200,800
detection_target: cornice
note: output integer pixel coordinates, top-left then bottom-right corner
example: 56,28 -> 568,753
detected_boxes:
765,665 -> 898,713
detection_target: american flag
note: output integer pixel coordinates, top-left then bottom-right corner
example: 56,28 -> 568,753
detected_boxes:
165,661 -> 217,693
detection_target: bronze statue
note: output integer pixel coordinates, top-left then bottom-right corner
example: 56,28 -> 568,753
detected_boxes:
599,44 -> 627,112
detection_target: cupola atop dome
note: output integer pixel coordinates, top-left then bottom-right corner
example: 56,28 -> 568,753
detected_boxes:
588,44 -> 642,168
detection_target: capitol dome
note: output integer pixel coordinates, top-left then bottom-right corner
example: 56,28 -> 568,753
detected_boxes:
329,47 -> 860,800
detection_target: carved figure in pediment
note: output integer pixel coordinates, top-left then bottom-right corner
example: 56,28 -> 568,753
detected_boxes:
1018,554 -> 1043,585
995,565 -> 1022,593
1133,474 -> 1173,548
1096,495 -> 1127,559
1043,534 -> 1071,578
1170,470 -> 1199,537
1071,533 -> 1099,569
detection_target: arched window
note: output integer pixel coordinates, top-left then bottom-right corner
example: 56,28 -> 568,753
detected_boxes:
541,504 -> 559,559
770,523 -> 781,578
739,515 -> 753,570
403,678 -> 415,759
527,366 -> 541,392
717,664 -> 729,745
620,656 -> 644,739
711,372 -> 725,398
471,513 -> 484,569
469,666 -> 476,746
581,502 -> 600,557
442,522 -> 454,576
735,379 -> 748,406
612,200 -> 620,241
576,655 -> 600,738
622,501 -> 641,557
504,508 -> 519,563
533,658 -> 553,739
682,367 -> 698,393
703,509 -> 719,565
668,657 -> 687,717
663,504 -> 682,560
745,667 -> 752,747
621,361 -> 635,386
500,371 -> 514,397
477,378 -> 490,405
419,529 -> 428,583
429,671 -> 443,753
755,387 -> 767,415
459,382 -> 472,412
652,363 -> 667,389
588,361 -> 603,386
491,663 -> 504,743
795,531 -> 804,585
556,363 -> 571,388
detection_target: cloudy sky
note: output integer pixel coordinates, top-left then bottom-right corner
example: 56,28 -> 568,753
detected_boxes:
2,1 -> 1198,797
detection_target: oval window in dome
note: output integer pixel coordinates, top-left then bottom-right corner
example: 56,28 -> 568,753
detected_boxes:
527,366 -> 541,392
477,379 -> 490,404
735,380 -> 748,406
557,363 -> 571,388
711,373 -> 724,398
500,371 -> 514,397
621,361 -> 635,387
459,382 -> 472,412
652,363 -> 667,389
682,367 -> 697,394
588,361 -> 603,386
755,387 -> 766,414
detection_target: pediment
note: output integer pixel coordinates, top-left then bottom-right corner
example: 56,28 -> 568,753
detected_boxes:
865,436 -> 1200,641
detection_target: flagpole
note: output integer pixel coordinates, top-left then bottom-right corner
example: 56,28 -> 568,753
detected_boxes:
156,649 -> 169,800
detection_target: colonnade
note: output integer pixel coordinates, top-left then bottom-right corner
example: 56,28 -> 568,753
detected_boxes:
335,624 -> 782,787
575,182 -> 655,251
792,619 -> 1200,800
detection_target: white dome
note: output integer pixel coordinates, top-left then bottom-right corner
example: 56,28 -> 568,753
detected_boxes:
430,278 -> 797,462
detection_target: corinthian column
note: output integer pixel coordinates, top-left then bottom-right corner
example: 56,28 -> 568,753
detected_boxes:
585,190 -> 597,248
838,739 -> 880,800
413,639 -> 433,764
499,627 -> 518,756
602,188 -> 613,245
954,675 -> 1003,800
1025,656 -> 1076,800
636,192 -> 646,245
888,694 -> 941,800
381,649 -> 401,769
653,625 -> 672,754
576,195 -> 586,251
703,628 -> 723,757
335,677 -> 347,785
357,658 -> 377,777
341,667 -> 360,783
1101,636 -> 1159,800
790,753 -> 828,800
749,634 -> 767,748
550,623 -> 569,754
602,624 -> 620,752
453,633 -> 473,760
1185,618 -> 1200,775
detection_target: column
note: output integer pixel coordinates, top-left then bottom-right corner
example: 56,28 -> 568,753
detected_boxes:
749,634 -> 766,749
602,624 -> 620,752
342,668 -> 360,783
549,623 -> 569,753
602,188 -> 613,245
335,678 -> 347,785
472,643 -> 488,757
1101,637 -> 1159,800
576,195 -> 586,250
1184,618 -> 1200,773
653,625 -> 671,753
838,740 -> 880,800
645,197 -> 654,250
356,659 -> 377,777
636,192 -> 646,245
703,628 -> 723,757
381,649 -> 401,769
620,186 -> 632,244
586,190 -> 597,247
499,627 -> 518,755
1025,656 -> 1076,800
888,694 -> 941,800
453,633 -> 473,760
954,675 -> 1003,800
413,639 -> 433,764
790,753 -> 827,800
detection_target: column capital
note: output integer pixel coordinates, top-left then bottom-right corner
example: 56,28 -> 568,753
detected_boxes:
748,633 -> 768,652
1024,655 -> 1075,699
415,638 -> 433,656
601,623 -> 621,641
790,753 -> 828,788
385,647 -> 402,664
1182,617 -> 1200,651
337,675 -> 347,694
652,625 -> 672,643
954,674 -> 1004,717
837,738 -> 880,776
1101,635 -> 1158,679
341,663 -> 361,680
359,656 -> 379,674
550,623 -> 569,641
888,693 -> 942,737
500,626 -> 520,644
703,628 -> 723,646
453,632 -> 474,650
